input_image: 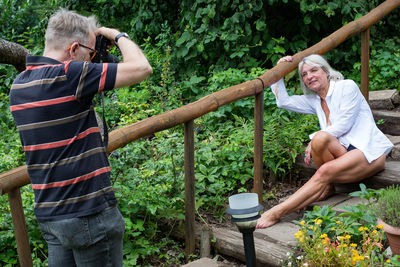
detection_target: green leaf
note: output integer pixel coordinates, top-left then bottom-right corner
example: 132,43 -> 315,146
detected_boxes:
176,31 -> 191,46
255,19 -> 266,31
303,15 -> 311,25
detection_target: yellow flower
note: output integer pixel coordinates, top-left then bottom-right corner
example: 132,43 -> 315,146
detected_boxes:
345,235 -> 351,239
373,230 -> 377,234
377,224 -> 384,229
350,243 -> 357,247
363,227 -> 368,231
338,236 -> 344,240
309,226 -> 314,230
387,259 -> 391,263
342,244 -> 348,248
358,227 -> 364,232
315,219 -> 322,225
336,220 -> 341,224
299,220 -> 305,225
331,227 -> 335,231
295,230 -> 303,239
320,233 -> 327,239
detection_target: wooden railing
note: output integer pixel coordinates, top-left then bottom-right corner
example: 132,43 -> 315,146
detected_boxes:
1,0 -> 399,265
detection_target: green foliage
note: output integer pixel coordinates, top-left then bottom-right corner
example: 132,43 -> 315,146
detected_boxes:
292,184 -> 400,266
369,38 -> 400,91
291,218 -> 387,266
56,0 -> 393,77
264,110 -> 318,180
0,67 -> 25,172
1,0 -> 399,265
0,187 -> 48,266
0,0 -> 51,52
374,185 -> 400,228
300,184 -> 382,244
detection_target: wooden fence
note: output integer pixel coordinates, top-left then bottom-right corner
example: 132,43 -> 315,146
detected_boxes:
0,0 -> 399,265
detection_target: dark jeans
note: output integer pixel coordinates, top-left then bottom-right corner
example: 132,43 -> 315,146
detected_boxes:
38,205 -> 125,267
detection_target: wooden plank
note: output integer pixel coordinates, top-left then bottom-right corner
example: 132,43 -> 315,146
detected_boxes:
212,227 -> 293,267
361,28 -> 370,101
184,120 -> 196,258
8,188 -> 33,267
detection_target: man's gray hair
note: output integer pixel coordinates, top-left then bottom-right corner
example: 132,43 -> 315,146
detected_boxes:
298,54 -> 344,95
45,8 -> 98,50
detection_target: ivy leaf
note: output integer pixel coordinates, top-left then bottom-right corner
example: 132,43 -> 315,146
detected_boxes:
176,31 -> 191,46
255,19 -> 266,31
303,15 -> 312,25
207,6 -> 216,19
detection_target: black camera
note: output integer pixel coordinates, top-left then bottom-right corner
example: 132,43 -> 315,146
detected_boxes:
91,35 -> 120,63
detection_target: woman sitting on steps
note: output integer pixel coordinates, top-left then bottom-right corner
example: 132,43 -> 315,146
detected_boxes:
256,54 -> 393,229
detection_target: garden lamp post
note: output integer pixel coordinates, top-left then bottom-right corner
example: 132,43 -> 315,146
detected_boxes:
226,193 -> 263,267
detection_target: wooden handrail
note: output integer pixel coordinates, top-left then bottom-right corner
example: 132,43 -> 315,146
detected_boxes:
1,0 -> 398,195
1,0 -> 399,265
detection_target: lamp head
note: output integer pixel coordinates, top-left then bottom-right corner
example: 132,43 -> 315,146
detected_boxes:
226,193 -> 263,229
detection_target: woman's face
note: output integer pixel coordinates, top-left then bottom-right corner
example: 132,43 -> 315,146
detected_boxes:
301,63 -> 329,95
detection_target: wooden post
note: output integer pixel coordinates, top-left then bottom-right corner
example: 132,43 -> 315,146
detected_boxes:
253,89 -> 264,204
200,225 -> 211,258
361,28 -> 370,102
8,188 -> 33,267
184,120 -> 196,258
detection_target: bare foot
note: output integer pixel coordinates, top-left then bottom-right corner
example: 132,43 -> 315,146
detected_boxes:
318,183 -> 335,201
256,209 -> 281,229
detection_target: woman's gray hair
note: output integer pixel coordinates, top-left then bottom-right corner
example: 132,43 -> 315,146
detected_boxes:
45,8 -> 98,50
298,54 -> 344,95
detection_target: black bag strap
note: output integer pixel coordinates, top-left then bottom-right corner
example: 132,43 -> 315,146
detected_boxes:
101,91 -> 109,149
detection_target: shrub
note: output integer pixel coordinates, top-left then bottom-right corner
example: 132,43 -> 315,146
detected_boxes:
374,185 -> 400,228
291,219 -> 387,266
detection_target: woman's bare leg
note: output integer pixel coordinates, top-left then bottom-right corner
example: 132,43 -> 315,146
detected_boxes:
311,131 -> 347,168
310,132 -> 348,200
256,134 -> 386,229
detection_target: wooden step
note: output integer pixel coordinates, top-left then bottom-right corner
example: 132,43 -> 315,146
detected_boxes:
373,109 -> 400,136
369,89 -> 400,110
369,89 -> 400,136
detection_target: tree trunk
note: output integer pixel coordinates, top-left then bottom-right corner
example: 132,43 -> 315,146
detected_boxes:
0,38 -> 31,72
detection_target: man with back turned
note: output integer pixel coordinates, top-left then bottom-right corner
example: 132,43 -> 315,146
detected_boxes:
10,8 -> 152,266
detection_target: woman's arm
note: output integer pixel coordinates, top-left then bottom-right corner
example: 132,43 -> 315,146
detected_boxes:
271,55 -> 315,114
271,78 -> 315,114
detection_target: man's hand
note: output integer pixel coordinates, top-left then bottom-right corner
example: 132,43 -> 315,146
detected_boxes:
95,27 -> 120,45
95,27 -> 152,89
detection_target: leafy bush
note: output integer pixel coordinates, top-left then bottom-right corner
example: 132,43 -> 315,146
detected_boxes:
369,38 -> 400,91
374,185 -> 400,228
57,0 -> 396,78
0,187 -> 48,266
0,69 -> 25,172
1,1 -> 400,265
291,219 -> 387,266
290,184 -> 399,266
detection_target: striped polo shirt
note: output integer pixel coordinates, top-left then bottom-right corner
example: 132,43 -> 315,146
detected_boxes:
10,56 -> 118,221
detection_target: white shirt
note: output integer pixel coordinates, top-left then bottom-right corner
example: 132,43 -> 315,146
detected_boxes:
271,78 -> 393,163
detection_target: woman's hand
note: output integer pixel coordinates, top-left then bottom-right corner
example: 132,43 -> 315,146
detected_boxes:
304,141 -> 312,166
277,55 -> 293,65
